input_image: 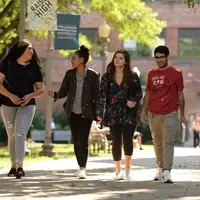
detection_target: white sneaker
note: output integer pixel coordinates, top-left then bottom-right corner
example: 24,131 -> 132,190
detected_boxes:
125,168 -> 132,180
78,170 -> 87,179
153,168 -> 163,181
162,170 -> 173,183
74,170 -> 81,177
115,170 -> 124,180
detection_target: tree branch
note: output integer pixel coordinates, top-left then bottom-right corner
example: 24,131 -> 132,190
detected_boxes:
0,0 -> 15,20
0,15 -> 20,41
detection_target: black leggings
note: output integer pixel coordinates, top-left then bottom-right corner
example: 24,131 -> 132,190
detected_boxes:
69,113 -> 92,168
110,124 -> 136,161
193,130 -> 200,147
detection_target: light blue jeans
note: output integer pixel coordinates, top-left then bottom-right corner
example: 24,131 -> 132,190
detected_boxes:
1,105 -> 35,165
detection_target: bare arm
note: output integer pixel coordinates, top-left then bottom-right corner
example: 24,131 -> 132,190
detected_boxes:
142,91 -> 150,112
178,90 -> 185,117
31,82 -> 44,98
140,91 -> 150,122
0,72 -> 22,105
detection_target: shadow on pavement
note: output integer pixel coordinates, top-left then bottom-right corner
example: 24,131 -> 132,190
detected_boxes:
0,169 -> 200,200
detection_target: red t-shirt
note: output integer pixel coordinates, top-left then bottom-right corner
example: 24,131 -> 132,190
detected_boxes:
146,67 -> 184,114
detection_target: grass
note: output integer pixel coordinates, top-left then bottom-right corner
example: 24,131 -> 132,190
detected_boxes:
0,142 -> 153,168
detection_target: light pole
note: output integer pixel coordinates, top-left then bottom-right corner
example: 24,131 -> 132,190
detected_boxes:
98,21 -> 111,74
20,0 -> 31,155
39,31 -> 56,157
19,0 -> 26,40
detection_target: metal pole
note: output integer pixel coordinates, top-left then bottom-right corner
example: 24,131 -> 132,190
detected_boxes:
19,0 -> 26,39
20,0 -> 31,155
102,41 -> 107,74
39,31 -> 55,156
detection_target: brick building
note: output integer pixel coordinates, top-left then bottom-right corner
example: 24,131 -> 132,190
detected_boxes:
33,0 -> 200,117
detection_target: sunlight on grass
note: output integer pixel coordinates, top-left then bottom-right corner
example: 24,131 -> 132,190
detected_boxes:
0,142 -> 152,168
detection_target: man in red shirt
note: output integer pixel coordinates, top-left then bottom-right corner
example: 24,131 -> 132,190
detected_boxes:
141,46 -> 187,183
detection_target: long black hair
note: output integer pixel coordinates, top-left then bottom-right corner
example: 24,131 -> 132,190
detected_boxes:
1,39 -> 40,65
107,49 -> 133,86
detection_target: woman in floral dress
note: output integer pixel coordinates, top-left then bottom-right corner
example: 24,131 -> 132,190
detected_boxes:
96,50 -> 142,180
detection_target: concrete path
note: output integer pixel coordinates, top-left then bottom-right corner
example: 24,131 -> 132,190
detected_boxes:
0,147 -> 200,200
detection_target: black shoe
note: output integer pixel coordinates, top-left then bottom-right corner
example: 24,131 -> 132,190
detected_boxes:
15,168 -> 25,179
140,147 -> 144,150
7,168 -> 16,177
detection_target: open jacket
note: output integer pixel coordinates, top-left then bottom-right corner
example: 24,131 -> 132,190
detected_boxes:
55,68 -> 99,119
96,72 -> 142,127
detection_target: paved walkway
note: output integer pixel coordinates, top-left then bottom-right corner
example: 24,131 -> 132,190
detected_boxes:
0,147 -> 200,200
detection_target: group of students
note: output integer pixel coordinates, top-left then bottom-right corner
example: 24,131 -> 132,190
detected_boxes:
0,39 -> 186,183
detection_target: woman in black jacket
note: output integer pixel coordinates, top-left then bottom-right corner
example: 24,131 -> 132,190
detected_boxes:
48,45 -> 99,179
96,49 -> 142,180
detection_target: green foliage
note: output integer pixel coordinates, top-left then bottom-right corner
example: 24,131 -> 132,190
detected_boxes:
0,0 -> 166,56
0,0 -> 20,54
32,110 -> 45,130
185,0 -> 200,7
90,0 -> 166,47
53,112 -> 69,130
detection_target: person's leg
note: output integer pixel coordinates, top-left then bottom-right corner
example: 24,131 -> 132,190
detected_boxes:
162,111 -> 179,183
77,117 -> 92,170
148,111 -> 164,169
1,105 -> 17,175
193,131 -> 197,147
69,113 -> 82,168
148,111 -> 163,181
110,124 -> 123,179
14,106 -> 35,170
122,124 -> 135,179
122,124 -> 135,168
197,133 -> 200,147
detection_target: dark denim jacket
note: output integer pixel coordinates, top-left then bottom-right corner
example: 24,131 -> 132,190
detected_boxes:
96,72 -> 142,126
55,68 -> 99,119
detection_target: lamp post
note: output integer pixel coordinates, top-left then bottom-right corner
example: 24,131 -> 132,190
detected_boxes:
98,21 -> 111,74
19,0 -> 31,155
39,31 -> 56,157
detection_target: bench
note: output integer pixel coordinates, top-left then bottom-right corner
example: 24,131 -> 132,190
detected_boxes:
89,131 -> 111,153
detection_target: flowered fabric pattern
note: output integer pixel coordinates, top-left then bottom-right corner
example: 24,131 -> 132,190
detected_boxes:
96,72 -> 142,127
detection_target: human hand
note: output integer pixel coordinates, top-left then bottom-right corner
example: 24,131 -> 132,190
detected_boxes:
180,115 -> 187,126
96,117 -> 103,124
127,100 -> 136,108
140,109 -> 147,123
9,94 -> 23,105
21,94 -> 32,106
48,90 -> 54,98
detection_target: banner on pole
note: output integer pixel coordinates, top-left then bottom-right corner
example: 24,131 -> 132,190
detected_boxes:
28,0 -> 57,30
54,14 -> 80,50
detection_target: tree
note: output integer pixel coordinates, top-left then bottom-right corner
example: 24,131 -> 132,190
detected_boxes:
0,0 -> 19,55
185,0 -> 200,7
0,0 -> 166,56
91,0 -> 166,47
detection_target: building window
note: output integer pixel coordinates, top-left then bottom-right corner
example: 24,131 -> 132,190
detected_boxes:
123,29 -> 165,58
80,28 -> 103,58
179,28 -> 200,57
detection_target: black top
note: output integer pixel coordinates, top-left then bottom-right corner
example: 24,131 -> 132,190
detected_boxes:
0,60 -> 43,107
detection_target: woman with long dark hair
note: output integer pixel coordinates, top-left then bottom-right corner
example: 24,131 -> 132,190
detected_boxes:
0,39 -> 44,179
96,50 -> 142,180
48,45 -> 99,179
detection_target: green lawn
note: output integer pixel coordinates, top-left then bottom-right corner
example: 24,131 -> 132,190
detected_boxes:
0,142 -> 152,168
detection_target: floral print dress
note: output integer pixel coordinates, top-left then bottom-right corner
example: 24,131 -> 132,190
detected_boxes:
96,72 -> 142,127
